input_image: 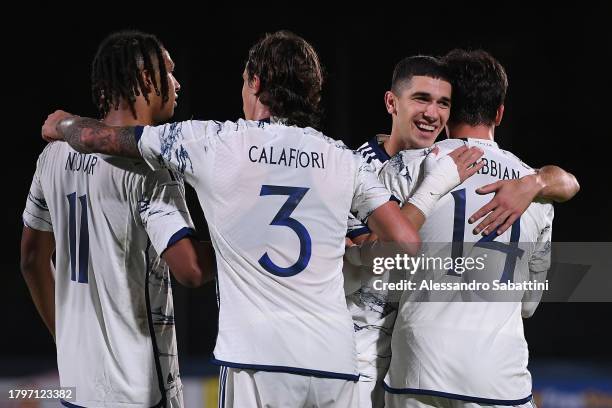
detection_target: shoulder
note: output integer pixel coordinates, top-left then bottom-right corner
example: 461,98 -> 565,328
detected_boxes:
38,141 -> 68,161
498,148 -> 535,172
434,138 -> 467,156
381,148 -> 427,182
298,126 -> 351,151
34,141 -> 74,173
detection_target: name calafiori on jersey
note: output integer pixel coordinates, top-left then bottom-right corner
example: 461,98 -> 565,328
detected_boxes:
249,145 -> 325,169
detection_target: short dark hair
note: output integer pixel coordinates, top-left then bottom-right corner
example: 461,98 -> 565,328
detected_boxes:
391,55 -> 451,94
443,49 -> 508,127
91,30 -> 169,119
246,30 -> 323,129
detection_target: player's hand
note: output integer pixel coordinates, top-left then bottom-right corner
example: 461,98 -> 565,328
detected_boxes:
42,110 -> 75,142
407,146 -> 484,218
469,174 -> 542,235
447,145 -> 485,183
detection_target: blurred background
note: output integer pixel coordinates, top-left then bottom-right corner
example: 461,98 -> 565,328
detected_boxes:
3,5 -> 611,407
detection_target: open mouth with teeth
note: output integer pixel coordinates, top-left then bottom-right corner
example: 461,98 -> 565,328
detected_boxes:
415,122 -> 437,133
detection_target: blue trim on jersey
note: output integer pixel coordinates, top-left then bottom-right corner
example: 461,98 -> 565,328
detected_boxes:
61,400 -> 85,408
382,383 -> 533,406
211,359 -> 360,382
347,226 -> 371,239
134,126 -> 144,143
390,195 -> 401,205
366,137 -> 390,163
167,227 -> 196,249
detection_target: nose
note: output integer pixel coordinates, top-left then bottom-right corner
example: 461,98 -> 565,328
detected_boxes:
174,76 -> 181,93
423,102 -> 439,122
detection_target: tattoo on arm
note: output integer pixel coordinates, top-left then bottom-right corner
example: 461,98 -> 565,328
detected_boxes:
58,117 -> 142,158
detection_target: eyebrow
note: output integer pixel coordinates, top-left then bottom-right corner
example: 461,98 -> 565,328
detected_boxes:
411,92 -> 451,103
411,92 -> 433,99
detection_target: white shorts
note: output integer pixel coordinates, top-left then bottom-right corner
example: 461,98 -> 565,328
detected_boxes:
218,366 -> 358,408
385,393 -> 536,408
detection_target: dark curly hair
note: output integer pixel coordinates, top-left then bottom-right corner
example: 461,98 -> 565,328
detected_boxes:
443,49 -> 508,127
245,30 -> 323,129
91,30 -> 169,119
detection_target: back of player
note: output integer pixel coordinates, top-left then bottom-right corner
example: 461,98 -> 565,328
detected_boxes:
23,142 -> 192,407
137,119 -> 394,384
382,138 -> 553,404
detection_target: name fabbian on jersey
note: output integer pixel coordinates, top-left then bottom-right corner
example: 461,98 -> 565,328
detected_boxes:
373,279 -> 549,291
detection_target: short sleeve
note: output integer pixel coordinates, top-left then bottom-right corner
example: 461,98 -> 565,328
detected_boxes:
351,159 -> 395,223
137,168 -> 196,255
23,155 -> 53,232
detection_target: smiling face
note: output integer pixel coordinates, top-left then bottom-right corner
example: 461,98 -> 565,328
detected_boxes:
387,75 -> 452,149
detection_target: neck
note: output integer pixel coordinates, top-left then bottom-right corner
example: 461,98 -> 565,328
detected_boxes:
250,103 -> 272,121
448,123 -> 495,141
102,99 -> 154,126
384,119 -> 418,156
383,130 -> 405,157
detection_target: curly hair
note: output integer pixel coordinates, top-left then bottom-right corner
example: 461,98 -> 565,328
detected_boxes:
91,30 -> 169,119
443,49 -> 508,127
245,30 -> 323,129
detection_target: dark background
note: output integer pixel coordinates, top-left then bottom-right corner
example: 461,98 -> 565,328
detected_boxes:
3,6 -> 611,375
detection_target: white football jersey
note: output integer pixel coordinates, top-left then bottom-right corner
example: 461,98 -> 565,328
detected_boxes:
380,138 -> 554,404
23,142 -> 194,407
136,118 -> 394,380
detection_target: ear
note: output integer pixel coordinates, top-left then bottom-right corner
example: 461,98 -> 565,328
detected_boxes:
495,104 -> 505,126
248,74 -> 261,94
384,91 -> 396,115
141,70 -> 154,91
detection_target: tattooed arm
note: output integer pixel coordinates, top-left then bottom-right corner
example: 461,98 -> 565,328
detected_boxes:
42,110 -> 141,158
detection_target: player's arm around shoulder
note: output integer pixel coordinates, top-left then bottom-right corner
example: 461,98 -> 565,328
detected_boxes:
469,164 -> 579,236
42,110 -> 141,158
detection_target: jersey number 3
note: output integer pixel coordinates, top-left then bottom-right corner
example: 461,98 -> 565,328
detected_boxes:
258,185 -> 312,277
